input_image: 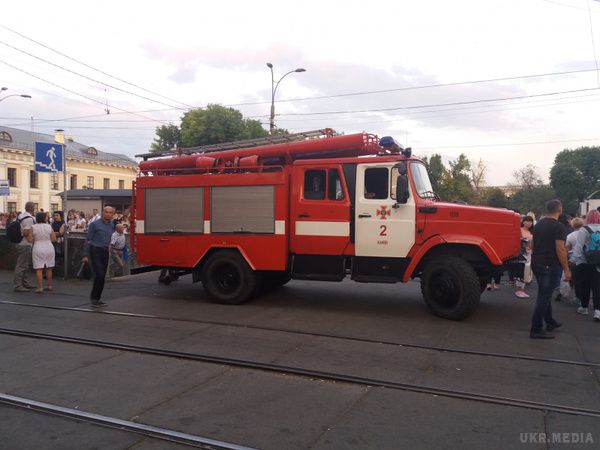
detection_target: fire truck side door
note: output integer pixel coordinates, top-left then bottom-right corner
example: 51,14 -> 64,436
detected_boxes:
355,163 -> 416,258
291,166 -> 351,255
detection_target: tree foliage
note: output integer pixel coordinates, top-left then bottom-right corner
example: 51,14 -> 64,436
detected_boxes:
550,147 -> 600,214
441,154 -> 474,202
483,187 -> 509,209
510,185 -> 556,217
470,159 -> 486,204
149,104 -> 269,152
512,164 -> 543,189
180,104 -> 268,147
150,124 -> 180,153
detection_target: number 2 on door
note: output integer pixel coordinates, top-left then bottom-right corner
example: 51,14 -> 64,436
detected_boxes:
379,225 -> 387,236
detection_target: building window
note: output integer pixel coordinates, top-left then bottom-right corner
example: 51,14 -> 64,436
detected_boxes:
7,202 -> 16,212
70,174 -> 77,190
87,176 -> 94,189
50,173 -> 59,190
7,167 -> 17,187
30,170 -> 39,189
103,178 -> 110,189
51,203 -> 59,213
119,179 -> 125,189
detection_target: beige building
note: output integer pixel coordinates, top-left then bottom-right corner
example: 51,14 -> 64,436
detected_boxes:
0,125 -> 138,213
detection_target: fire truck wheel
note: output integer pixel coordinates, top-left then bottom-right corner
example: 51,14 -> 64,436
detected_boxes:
420,256 -> 480,320
265,271 -> 292,289
202,251 -> 257,304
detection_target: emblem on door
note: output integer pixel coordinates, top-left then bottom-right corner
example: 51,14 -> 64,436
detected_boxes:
376,205 -> 391,220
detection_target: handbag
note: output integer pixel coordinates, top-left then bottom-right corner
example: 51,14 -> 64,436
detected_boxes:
523,261 -> 533,284
77,261 -> 92,280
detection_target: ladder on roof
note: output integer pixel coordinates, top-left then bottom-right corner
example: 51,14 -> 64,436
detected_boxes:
136,128 -> 337,161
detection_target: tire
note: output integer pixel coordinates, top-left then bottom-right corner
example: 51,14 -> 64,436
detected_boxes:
201,251 -> 257,305
420,256 -> 481,320
265,270 -> 292,289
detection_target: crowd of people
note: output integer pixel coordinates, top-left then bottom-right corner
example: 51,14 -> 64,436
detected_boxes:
1,208 -> 130,233
9,202 -> 129,299
485,201 -> 600,338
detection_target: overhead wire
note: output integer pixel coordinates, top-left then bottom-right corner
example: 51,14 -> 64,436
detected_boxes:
0,23 -> 193,109
0,60 -> 168,124
0,39 -> 187,110
267,87 -> 600,117
224,68 -> 599,107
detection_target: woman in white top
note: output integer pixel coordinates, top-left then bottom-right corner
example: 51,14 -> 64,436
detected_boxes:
28,212 -> 57,293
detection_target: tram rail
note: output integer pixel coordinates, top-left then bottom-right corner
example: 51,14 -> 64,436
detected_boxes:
0,393 -> 254,450
0,300 -> 598,369
1,326 -> 600,419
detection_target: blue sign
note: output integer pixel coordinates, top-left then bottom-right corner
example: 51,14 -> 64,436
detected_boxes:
35,142 -> 63,172
0,179 -> 9,196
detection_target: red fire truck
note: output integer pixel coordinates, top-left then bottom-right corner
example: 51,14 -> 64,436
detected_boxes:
132,129 -> 522,320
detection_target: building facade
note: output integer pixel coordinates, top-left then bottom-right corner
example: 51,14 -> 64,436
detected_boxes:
0,126 -> 138,213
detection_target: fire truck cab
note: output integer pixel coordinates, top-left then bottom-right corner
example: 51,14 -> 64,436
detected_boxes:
133,130 -> 522,320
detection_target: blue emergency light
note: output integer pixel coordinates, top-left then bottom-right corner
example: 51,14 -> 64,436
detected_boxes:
379,136 -> 412,157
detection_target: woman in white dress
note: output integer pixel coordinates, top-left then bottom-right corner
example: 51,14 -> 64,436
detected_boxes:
28,212 -> 57,293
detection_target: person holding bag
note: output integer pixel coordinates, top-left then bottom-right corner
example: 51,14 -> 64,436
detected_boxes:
28,212 -> 56,293
572,210 -> 600,321
516,216 -> 534,298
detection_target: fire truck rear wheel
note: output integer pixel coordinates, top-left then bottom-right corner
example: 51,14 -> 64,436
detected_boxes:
201,251 -> 257,305
420,256 -> 480,320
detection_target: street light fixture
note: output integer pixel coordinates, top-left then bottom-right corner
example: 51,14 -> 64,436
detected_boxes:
266,62 -> 306,134
0,91 -> 32,103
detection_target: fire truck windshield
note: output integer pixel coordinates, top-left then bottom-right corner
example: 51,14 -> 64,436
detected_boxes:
410,162 -> 435,198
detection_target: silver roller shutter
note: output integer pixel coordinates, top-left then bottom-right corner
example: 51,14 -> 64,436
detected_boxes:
211,185 -> 275,234
145,187 -> 204,233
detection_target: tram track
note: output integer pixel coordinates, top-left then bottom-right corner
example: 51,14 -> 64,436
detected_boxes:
1,326 -> 600,419
0,393 -> 253,449
1,299 -> 598,370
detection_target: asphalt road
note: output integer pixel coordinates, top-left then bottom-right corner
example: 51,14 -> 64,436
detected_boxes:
0,270 -> 598,449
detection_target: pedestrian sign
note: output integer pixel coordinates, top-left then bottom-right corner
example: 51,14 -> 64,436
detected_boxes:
35,142 -> 63,172
0,179 -> 9,196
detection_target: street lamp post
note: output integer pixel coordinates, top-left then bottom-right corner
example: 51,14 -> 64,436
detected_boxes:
266,63 -> 306,134
0,87 -> 32,103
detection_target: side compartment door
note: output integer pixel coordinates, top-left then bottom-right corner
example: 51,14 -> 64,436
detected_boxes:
355,163 -> 416,257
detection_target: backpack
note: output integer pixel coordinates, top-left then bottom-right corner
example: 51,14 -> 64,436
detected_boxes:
583,226 -> 600,266
6,217 -> 26,243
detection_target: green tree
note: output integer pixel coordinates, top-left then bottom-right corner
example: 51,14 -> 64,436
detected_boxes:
508,164 -> 554,216
441,154 -> 473,202
470,159 -> 487,204
424,154 -> 445,193
483,187 -> 509,208
550,147 -> 600,214
512,164 -> 543,189
150,124 -> 181,153
509,185 -> 556,217
179,104 -> 268,147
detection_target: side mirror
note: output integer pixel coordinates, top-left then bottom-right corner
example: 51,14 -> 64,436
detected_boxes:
395,175 -> 409,205
394,161 -> 407,176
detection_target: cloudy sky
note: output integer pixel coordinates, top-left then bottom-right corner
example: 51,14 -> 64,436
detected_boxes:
1,0 -> 600,185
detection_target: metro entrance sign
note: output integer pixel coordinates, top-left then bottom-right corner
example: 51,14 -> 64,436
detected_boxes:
34,142 -> 63,172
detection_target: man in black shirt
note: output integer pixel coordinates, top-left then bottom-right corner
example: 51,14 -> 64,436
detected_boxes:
530,199 -> 571,339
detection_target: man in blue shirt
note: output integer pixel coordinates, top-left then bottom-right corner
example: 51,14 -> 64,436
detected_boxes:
83,206 -> 116,307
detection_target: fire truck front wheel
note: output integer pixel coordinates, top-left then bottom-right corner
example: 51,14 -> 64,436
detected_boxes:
420,256 -> 480,320
201,251 -> 257,305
